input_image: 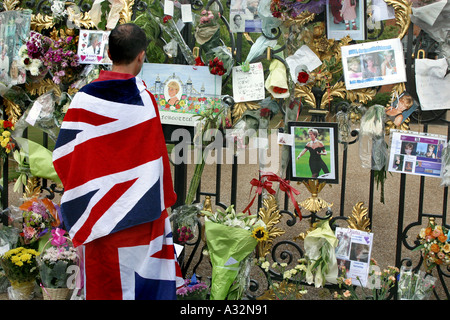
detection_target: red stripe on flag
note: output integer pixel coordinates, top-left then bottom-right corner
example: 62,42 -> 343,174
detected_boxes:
54,117 -> 166,191
150,244 -> 176,260
63,108 -> 117,126
72,178 -> 137,246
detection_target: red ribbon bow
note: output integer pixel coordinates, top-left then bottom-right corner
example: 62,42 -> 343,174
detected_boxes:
261,172 -> 302,220
243,178 -> 276,214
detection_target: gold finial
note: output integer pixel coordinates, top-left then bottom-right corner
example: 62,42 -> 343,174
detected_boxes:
299,179 -> 333,214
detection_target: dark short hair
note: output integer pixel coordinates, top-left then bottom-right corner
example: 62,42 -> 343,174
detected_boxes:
108,23 -> 148,65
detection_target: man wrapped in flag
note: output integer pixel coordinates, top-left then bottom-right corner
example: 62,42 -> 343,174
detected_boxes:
52,23 -> 183,299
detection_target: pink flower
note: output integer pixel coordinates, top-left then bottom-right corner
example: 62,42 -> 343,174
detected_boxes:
23,226 -> 36,239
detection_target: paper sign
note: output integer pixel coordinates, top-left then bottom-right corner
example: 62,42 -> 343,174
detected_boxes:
388,129 -> 447,178
335,227 -> 374,287
164,0 -> 174,16
181,4 -> 193,23
232,62 -> 265,103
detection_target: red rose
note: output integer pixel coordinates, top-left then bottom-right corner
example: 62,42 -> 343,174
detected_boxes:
260,108 -> 271,118
163,15 -> 172,23
297,71 -> 309,83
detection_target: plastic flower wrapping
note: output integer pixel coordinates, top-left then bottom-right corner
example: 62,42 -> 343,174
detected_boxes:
201,205 -> 266,299
359,104 -> 388,171
397,266 -> 436,300
414,219 -> 450,270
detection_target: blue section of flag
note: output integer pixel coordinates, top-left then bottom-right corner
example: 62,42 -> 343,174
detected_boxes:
61,189 -> 98,231
55,128 -> 82,148
134,273 -> 176,300
111,179 -> 162,234
81,78 -> 145,106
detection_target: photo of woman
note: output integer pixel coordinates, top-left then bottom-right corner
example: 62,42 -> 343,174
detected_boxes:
296,128 -> 330,178
362,53 -> 381,79
289,122 -> 339,183
381,50 -> 396,76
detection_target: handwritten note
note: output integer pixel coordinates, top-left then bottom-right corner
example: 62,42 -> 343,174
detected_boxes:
232,62 -> 265,103
415,58 -> 450,111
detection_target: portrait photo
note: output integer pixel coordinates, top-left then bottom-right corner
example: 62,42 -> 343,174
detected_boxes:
341,38 -> 406,90
77,30 -> 111,65
326,0 -> 365,41
288,122 -> 339,184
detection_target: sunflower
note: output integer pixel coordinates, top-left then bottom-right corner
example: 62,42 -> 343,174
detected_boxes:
252,226 -> 269,242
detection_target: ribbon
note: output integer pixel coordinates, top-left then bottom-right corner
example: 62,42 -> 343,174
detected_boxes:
51,228 -> 67,247
260,172 -> 302,220
243,178 -> 276,214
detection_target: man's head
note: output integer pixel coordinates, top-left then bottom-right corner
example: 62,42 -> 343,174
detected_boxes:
108,23 -> 148,65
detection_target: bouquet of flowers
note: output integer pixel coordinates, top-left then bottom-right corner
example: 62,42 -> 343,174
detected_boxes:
18,30 -> 80,84
18,197 -> 60,247
202,205 -> 265,299
0,247 -> 40,299
414,218 -> 450,270
38,228 -> 78,287
0,119 -> 16,159
176,274 -> 209,300
256,258 -> 308,300
397,266 -> 436,300
334,259 -> 398,300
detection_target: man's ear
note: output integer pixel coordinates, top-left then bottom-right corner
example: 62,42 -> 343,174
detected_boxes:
107,49 -> 112,60
138,50 -> 146,63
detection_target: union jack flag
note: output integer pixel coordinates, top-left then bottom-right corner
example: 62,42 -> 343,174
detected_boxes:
53,72 -> 177,247
53,72 -> 182,299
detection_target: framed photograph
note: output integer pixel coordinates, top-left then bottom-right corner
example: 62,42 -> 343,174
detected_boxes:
77,30 -> 111,65
335,227 -> 374,287
139,63 -> 222,127
388,129 -> 447,178
288,122 -> 339,184
326,0 -> 365,41
341,38 -> 406,90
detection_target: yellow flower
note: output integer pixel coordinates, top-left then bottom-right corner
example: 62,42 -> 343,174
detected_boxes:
1,138 -> 9,148
2,131 -> 10,138
251,226 -> 269,242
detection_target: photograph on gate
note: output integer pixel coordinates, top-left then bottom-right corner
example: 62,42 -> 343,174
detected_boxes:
0,10 -> 32,87
341,38 -> 406,90
326,0 -> 365,40
388,129 -> 447,178
139,63 -> 222,127
77,30 -> 111,65
288,122 -> 339,184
